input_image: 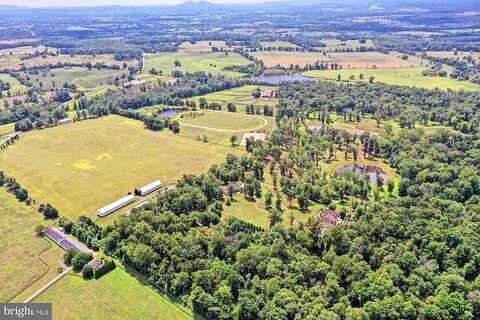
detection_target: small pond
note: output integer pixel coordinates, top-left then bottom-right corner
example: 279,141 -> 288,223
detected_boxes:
335,164 -> 387,184
158,109 -> 183,118
249,74 -> 317,85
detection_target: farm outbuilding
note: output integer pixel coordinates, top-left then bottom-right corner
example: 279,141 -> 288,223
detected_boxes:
97,194 -> 135,217
43,227 -> 90,253
138,180 -> 162,196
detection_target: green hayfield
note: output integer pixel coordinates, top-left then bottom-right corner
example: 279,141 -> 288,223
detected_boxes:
0,188 -> 63,302
303,67 -> 480,91
318,39 -> 374,50
0,115 -> 238,219
179,110 -> 267,131
178,40 -> 241,52
20,67 -> 125,91
0,73 -> 27,94
192,85 -> 278,112
141,52 -> 251,78
34,267 -> 191,320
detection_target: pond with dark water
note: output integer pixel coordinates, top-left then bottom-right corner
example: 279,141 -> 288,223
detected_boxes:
158,109 -> 183,117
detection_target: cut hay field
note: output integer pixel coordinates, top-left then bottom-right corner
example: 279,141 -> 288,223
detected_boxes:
0,54 -> 136,71
303,67 -> 480,91
178,40 -> 241,52
251,51 -> 415,69
141,52 -> 251,78
19,67 -> 125,91
0,115 -> 238,219
192,85 -> 278,112
33,267 -> 191,320
0,188 -> 63,303
0,73 -> 27,94
0,122 -> 15,135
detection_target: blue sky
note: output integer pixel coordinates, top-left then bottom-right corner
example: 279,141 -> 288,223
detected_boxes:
4,0 -> 284,7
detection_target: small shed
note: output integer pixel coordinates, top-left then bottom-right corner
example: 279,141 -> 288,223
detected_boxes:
89,259 -> 103,270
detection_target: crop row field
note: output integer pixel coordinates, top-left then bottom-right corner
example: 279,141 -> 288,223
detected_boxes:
302,67 -> 480,91
251,51 -> 415,69
141,52 -> 251,78
33,267 -> 191,320
0,188 -> 63,303
0,115 -> 239,220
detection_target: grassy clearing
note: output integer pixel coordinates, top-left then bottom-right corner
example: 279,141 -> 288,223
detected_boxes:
192,85 -> 277,113
0,73 -> 27,94
179,110 -> 267,131
0,54 -> 136,71
317,39 -> 374,50
251,51 -> 414,68
178,40 -> 241,52
260,41 -> 298,48
141,52 -> 251,78
0,188 -> 63,302
303,67 -> 480,91
33,267 -> 191,320
0,122 -> 15,135
19,67 -> 125,91
0,115 -> 239,220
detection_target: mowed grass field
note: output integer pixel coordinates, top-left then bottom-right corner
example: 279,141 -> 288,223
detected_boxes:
191,85 -> 278,112
0,54 -> 136,71
141,52 -> 251,77
259,40 -> 298,48
0,73 -> 28,94
179,110 -> 267,131
178,40 -> 241,52
0,115 -> 238,219
0,122 -> 15,135
317,39 -> 374,50
20,68 -> 125,91
34,267 -> 191,320
0,189 -> 63,302
303,67 -> 480,91
251,51 -> 414,68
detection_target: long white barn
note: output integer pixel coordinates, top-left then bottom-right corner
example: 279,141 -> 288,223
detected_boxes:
139,180 -> 162,196
97,194 -> 135,217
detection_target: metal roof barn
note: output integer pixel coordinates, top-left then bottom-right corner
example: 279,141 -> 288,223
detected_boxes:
139,180 -> 162,196
97,194 -> 135,217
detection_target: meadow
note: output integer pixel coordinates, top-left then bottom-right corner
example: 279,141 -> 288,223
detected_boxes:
141,52 -> 251,78
0,122 -> 15,135
191,85 -> 278,112
0,54 -> 136,71
0,115 -> 238,220
317,39 -> 374,50
178,40 -> 241,52
0,73 -> 27,95
0,188 -> 63,302
33,267 -> 191,320
179,110 -> 267,132
303,67 -> 480,91
20,67 -> 124,91
251,51 -> 414,68
259,40 -> 298,49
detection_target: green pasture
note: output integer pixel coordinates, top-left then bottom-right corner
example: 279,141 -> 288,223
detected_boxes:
303,67 -> 480,91
0,73 -> 27,95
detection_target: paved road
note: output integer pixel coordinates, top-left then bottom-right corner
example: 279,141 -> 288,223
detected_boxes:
23,266 -> 72,303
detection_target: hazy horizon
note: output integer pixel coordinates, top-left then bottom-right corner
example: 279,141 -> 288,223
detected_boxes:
3,0 -> 287,7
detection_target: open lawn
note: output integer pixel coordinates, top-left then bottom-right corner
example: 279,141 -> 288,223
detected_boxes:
251,51 -> 414,68
0,73 -> 27,95
0,189 -> 63,302
33,267 -> 191,320
0,115 -> 238,220
141,52 -> 251,78
303,67 -> 480,91
191,85 -> 278,112
178,40 -> 241,52
19,68 -> 125,91
179,110 -> 267,131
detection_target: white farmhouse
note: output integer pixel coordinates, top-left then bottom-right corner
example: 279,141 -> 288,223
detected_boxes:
97,194 -> 135,217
